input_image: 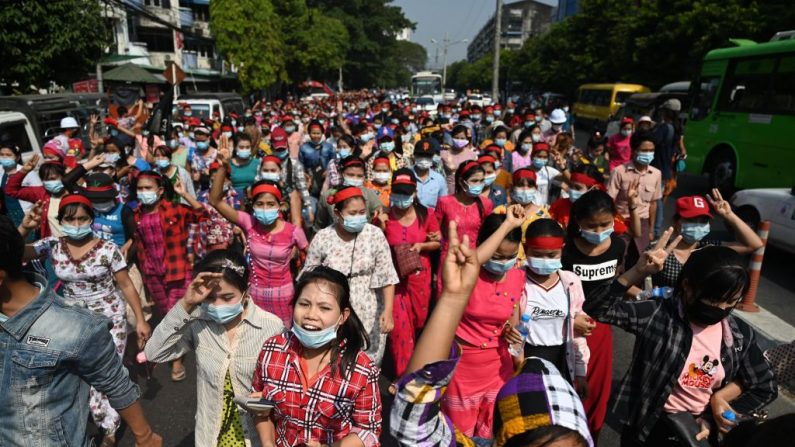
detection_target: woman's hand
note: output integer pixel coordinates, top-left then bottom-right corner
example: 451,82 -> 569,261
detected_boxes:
502,322 -> 523,345
710,394 -> 738,434
183,272 -> 222,308
637,227 -> 681,275
379,310 -> 394,334
505,204 -> 526,228
409,242 -> 424,253
173,179 -> 188,197
136,320 -> 152,350
22,154 -> 39,173
707,188 -> 733,220
21,201 -> 44,232
573,314 -> 596,337
442,221 -> 480,298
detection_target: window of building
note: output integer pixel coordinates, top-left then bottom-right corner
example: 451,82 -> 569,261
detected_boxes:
144,0 -> 171,7
137,26 -> 175,53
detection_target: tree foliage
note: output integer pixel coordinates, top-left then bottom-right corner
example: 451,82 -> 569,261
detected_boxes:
0,0 -> 111,90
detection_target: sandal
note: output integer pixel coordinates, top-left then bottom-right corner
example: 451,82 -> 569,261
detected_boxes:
171,366 -> 186,382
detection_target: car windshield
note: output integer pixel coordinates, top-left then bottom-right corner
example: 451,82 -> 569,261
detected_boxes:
416,97 -> 434,106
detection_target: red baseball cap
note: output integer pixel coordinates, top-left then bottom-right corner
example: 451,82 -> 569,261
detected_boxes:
271,127 -> 288,149
676,196 -> 712,219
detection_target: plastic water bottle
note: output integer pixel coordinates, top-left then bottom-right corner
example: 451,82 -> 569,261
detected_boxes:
722,410 -> 737,423
508,314 -> 531,357
635,286 -> 674,301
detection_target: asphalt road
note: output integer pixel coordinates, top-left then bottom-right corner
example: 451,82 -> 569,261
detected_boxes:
111,129 -> 795,446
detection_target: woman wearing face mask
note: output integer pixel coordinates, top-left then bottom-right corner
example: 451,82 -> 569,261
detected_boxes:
511,128 -> 539,171
190,126 -> 218,193
132,170 -> 204,381
366,126 -> 408,179
561,189 -> 629,441
477,153 -> 508,207
25,194 -> 150,447
608,117 -> 634,172
434,161 -> 494,291
528,142 -> 568,206
6,154 -> 67,237
314,157 -> 382,232
372,169 -> 440,380
189,162 -> 238,259
585,231 -> 777,447
229,133 -> 261,202
440,125 -> 477,193
0,141 -> 39,228
493,168 -> 551,264
578,132 -> 610,175
322,134 -> 358,194
651,191 -> 762,289
151,144 -> 196,204
481,145 -> 513,191
480,125 -> 514,172
302,186 -> 398,364
441,208 -> 527,438
514,218 -> 590,398
252,266 -> 382,447
210,158 -> 308,328
365,154 -> 393,207
144,250 -> 284,447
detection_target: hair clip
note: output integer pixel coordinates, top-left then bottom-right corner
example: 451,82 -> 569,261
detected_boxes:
221,259 -> 245,276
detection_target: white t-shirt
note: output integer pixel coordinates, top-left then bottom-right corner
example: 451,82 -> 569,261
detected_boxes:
534,165 -> 561,206
524,277 -> 568,346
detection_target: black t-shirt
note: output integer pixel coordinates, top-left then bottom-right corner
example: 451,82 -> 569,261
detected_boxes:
562,235 -> 626,298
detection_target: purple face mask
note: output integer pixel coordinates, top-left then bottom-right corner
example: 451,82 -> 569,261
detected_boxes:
453,138 -> 469,149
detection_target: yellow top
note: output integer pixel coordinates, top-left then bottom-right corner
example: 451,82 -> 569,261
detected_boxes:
493,204 -> 551,263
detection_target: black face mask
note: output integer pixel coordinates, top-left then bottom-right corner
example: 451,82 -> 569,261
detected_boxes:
686,300 -> 734,326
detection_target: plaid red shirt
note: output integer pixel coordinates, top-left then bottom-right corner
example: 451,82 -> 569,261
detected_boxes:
252,332 -> 382,447
134,199 -> 205,283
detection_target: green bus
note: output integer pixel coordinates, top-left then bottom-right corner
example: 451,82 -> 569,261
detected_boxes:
685,36 -> 795,191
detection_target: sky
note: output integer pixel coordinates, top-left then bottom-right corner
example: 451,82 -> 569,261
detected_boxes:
392,0 -> 558,68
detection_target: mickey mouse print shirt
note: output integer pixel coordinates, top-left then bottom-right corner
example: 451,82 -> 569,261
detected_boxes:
663,321 -> 726,414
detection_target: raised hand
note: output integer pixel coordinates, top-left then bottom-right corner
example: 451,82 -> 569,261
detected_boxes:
441,221 -> 480,297
506,204 -> 526,228
707,188 -> 732,219
22,154 -> 39,173
173,179 -> 187,197
637,227 -> 681,275
627,178 -> 641,210
183,272 -> 223,307
21,200 -> 44,231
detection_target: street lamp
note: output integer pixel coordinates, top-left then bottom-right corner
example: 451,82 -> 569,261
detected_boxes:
431,34 -> 468,88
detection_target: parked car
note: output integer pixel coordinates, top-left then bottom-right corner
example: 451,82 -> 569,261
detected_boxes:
0,111 -> 41,163
467,93 -> 484,108
416,95 -> 438,117
732,188 -> 795,254
443,88 -> 457,102
176,92 -> 246,122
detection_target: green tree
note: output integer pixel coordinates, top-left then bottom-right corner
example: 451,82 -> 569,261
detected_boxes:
210,0 -> 286,92
0,0 -> 110,89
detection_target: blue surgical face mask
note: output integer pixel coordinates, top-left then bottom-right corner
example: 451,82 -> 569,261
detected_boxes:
484,173 -> 497,186
532,158 -> 548,169
259,172 -> 281,183
401,134 -> 411,143
415,158 -> 432,170
291,318 -> 340,349
524,121 -> 534,128
284,125 -> 296,133
254,208 -> 279,226
512,188 -> 537,205
483,257 -> 517,275
681,222 -> 711,244
155,159 -> 170,169
580,227 -> 614,245
343,176 -> 363,187
43,180 -> 64,194
196,141 -> 209,151
390,193 -> 413,209
635,152 -> 654,165
494,110 -> 502,117
338,147 -> 352,159
110,129 -> 119,137
568,189 -> 584,202
485,116 -> 494,124
466,182 -> 484,197
202,299 -> 244,324
137,190 -> 159,205
380,141 -> 395,153
237,149 -> 251,159
520,143 -> 532,153
273,149 -> 289,160
104,153 -> 121,164
532,134 -> 542,143
342,214 -> 367,233
223,131 -> 233,139
432,154 -> 442,165
526,257 -> 562,276
360,132 -> 374,143
471,114 -> 481,121
373,172 -> 391,184
494,138 -> 506,147
61,223 -> 93,240
0,157 -> 17,169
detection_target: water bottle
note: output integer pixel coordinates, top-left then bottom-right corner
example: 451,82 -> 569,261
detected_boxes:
635,286 -> 674,301
508,314 -> 531,357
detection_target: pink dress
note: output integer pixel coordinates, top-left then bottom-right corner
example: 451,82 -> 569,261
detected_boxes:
511,150 -> 533,171
383,208 -> 440,376
239,212 -> 308,327
434,195 -> 494,293
607,134 -> 632,172
443,269 -> 524,437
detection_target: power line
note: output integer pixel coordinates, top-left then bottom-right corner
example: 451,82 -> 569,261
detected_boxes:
102,0 -> 212,41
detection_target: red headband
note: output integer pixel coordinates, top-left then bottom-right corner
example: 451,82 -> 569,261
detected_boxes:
262,155 -> 282,167
83,185 -> 115,193
59,194 -> 93,211
392,174 -> 415,186
138,172 -> 163,181
526,236 -> 565,250
328,187 -> 364,205
478,155 -> 497,165
533,142 -> 550,154
570,173 -> 600,188
251,183 -> 282,201
373,157 -> 390,166
460,160 -> 480,176
342,159 -> 364,169
513,169 -> 537,184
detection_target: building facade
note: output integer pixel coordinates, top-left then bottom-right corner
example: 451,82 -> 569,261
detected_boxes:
555,0 -> 579,22
466,0 -> 554,63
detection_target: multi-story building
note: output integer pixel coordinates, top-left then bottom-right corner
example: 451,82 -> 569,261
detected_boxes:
466,0 -> 554,63
99,0 -> 234,92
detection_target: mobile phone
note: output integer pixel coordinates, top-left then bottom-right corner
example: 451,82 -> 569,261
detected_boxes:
233,396 -> 277,413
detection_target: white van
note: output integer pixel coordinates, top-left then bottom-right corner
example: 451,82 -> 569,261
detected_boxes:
174,92 -> 246,122
0,111 -> 42,163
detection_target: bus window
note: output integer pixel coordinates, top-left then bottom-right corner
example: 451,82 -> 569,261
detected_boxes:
717,57 -> 776,113
690,76 -> 721,121
772,54 -> 795,114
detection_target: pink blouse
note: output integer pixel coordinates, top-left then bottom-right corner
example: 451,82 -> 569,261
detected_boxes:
456,269 -> 525,349
383,209 -> 440,272
238,212 -> 308,288
434,195 -> 494,251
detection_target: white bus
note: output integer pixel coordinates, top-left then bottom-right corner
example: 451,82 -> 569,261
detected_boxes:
410,72 -> 443,103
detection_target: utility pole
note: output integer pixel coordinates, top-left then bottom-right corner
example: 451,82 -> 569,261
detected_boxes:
431,33 -> 468,89
492,0 -> 502,103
